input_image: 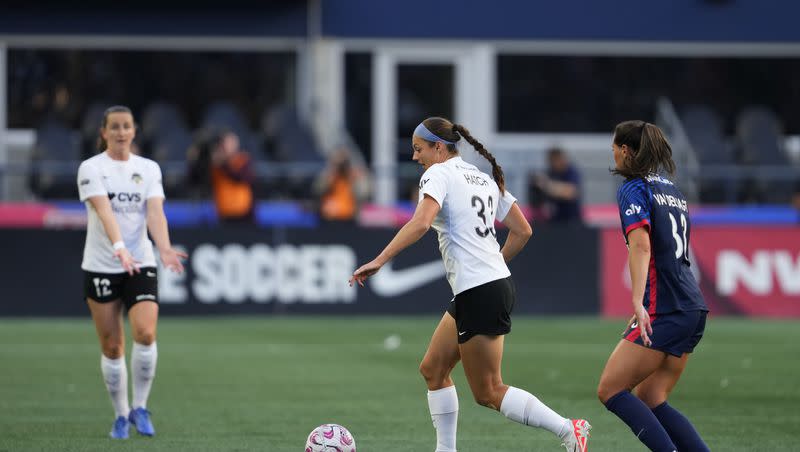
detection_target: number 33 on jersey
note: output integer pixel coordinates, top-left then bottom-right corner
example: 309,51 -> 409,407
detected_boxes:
418,156 -> 517,295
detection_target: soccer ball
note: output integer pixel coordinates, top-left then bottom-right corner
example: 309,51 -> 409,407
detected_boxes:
305,423 -> 356,452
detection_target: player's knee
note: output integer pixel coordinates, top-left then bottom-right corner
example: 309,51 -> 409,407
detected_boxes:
101,342 -> 124,359
418,360 -> 433,380
419,360 -> 446,385
597,381 -> 617,404
133,329 -> 156,345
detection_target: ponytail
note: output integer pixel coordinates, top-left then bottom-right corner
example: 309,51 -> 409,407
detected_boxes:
451,123 -> 505,194
639,123 -> 675,175
613,120 -> 675,179
420,117 -> 506,193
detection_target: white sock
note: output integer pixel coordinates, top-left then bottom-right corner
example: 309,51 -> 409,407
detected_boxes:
500,386 -> 571,438
131,342 -> 158,409
100,355 -> 130,418
427,386 -> 459,452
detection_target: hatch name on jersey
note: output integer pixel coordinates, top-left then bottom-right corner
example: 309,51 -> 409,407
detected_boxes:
652,193 -> 688,212
159,243 -> 357,304
463,174 -> 489,186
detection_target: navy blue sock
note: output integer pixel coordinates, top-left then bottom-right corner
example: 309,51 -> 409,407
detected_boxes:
652,401 -> 710,452
604,390 -> 677,452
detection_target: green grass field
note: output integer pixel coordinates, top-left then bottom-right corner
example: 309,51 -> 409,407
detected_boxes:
1,316 -> 797,451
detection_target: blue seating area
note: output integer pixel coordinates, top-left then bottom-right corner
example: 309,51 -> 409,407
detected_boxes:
680,104 -> 799,204
24,99 -> 325,201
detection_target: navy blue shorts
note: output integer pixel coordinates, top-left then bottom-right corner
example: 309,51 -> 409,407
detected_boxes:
623,310 -> 707,357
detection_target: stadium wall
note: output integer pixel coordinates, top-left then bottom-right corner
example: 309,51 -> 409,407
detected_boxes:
0,224 -> 599,316
4,224 -> 797,317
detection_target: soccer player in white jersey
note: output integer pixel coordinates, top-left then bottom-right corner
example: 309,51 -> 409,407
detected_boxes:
350,117 -> 590,451
77,105 -> 186,439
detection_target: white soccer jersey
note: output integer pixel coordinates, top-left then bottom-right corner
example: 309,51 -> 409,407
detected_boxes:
77,152 -> 165,273
418,156 -> 517,295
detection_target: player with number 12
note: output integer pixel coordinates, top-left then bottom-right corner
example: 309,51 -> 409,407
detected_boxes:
77,106 -> 186,439
350,117 -> 590,452
597,121 -> 710,451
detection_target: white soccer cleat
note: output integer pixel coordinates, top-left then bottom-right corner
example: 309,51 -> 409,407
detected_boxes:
561,419 -> 591,452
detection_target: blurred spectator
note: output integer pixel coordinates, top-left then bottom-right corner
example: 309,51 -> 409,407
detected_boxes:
185,134 -> 212,199
209,130 -> 255,224
50,82 -> 82,126
528,147 -> 583,224
314,147 -> 369,222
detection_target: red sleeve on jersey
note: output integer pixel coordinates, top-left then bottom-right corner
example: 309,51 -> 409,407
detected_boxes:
624,219 -> 650,236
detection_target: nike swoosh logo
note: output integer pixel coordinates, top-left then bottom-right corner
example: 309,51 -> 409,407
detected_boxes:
371,260 -> 445,297
458,331 -> 467,336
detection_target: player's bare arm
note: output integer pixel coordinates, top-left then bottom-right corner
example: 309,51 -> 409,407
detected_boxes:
145,197 -> 186,274
88,194 -> 139,275
350,195 -> 440,286
499,203 -> 532,263
627,226 -> 653,346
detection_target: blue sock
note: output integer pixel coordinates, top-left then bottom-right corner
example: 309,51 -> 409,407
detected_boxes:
652,402 -> 710,452
604,390 -> 677,452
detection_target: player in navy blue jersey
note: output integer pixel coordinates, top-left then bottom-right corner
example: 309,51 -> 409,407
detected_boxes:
596,121 -> 710,452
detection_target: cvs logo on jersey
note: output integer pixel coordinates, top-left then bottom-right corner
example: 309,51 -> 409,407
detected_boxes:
625,204 -> 642,216
108,192 -> 142,203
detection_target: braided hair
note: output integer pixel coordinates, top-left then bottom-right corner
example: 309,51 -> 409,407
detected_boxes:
422,117 -> 506,193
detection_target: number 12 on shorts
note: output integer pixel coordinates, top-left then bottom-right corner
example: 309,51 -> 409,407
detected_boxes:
93,277 -> 112,297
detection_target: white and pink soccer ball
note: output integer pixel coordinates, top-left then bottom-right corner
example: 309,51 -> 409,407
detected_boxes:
305,423 -> 356,452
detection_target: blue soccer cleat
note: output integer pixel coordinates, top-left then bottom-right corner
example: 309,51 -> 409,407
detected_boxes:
109,416 -> 129,439
128,407 -> 155,436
